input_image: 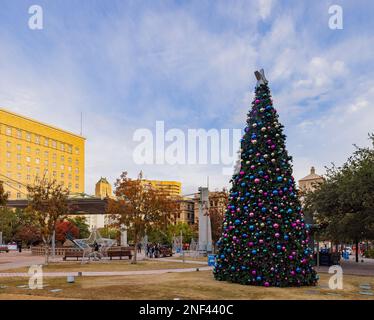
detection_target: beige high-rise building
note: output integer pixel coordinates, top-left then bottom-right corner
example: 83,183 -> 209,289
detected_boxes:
298,167 -> 324,194
85,177 -> 113,230
95,177 -> 113,199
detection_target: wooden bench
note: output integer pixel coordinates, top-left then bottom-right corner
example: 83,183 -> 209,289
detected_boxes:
107,247 -> 133,260
0,246 -> 9,253
63,249 -> 84,261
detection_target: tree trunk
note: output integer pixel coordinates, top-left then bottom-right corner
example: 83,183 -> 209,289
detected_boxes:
44,241 -> 49,265
355,239 -> 359,263
132,231 -> 138,264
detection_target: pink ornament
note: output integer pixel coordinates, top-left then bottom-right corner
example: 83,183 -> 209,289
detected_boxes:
264,282 -> 270,287
254,178 -> 260,184
273,223 -> 279,229
255,99 -> 260,104
275,233 -> 280,238
240,171 -> 245,175
249,212 -> 254,217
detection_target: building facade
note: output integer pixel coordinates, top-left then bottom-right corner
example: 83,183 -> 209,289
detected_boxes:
143,179 -> 181,197
0,108 -> 85,199
175,197 -> 195,225
298,166 -> 324,194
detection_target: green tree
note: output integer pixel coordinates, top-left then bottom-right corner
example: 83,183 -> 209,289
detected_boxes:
68,216 -> 90,238
305,134 -> 374,262
167,222 -> 196,245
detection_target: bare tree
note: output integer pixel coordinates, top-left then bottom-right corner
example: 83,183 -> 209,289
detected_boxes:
107,171 -> 177,264
26,179 -> 69,264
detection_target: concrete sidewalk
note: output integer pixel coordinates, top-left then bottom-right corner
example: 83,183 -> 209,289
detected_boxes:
0,266 -> 212,278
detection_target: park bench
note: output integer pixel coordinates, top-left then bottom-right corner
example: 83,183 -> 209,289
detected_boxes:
107,247 -> 133,260
63,249 -> 84,261
0,245 -> 9,253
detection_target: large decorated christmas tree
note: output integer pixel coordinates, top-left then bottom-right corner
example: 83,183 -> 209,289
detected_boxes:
213,69 -> 318,287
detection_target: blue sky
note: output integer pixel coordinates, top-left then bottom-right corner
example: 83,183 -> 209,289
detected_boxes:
1,0 -> 374,194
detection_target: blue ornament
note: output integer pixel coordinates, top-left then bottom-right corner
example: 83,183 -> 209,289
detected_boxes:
261,207 -> 267,213
249,225 -> 255,231
272,190 -> 278,195
284,235 -> 289,241
235,219 -> 241,225
252,249 -> 257,255
277,176 -> 283,182
256,276 -> 262,281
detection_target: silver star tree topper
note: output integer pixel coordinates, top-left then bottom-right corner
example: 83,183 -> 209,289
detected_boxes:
254,68 -> 268,88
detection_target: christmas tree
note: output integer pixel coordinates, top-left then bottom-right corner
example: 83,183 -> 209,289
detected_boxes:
213,69 -> 318,287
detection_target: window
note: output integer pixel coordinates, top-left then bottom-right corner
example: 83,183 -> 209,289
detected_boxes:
35,135 -> 40,144
44,151 -> 49,157
53,153 -> 57,160
53,171 -> 57,177
68,157 -> 72,163
75,159 -> 79,166
26,146 -> 31,153
36,149 -> 40,156
61,143 -> 65,151
61,155 -> 65,162
17,144 -> 21,151
26,166 -> 31,173
68,166 -> 72,172
61,172 -> 64,178
6,152 -> 11,158
6,161 -> 11,168
26,132 -> 31,141
6,141 -> 11,148
75,183 -> 79,189
17,193 -> 21,199
67,145 -> 72,153
52,162 -> 56,168
75,147 -> 79,155
60,164 -> 64,170
26,175 -> 31,181
44,160 -> 49,166
17,173 -> 21,180
35,168 -> 40,175
6,127 -> 11,136
75,176 -> 79,181
75,168 -> 79,174
52,140 -> 57,148
17,129 -> 22,138
35,158 -> 40,164
17,154 -> 21,160
26,156 -> 31,163
17,164 -> 22,170
44,138 -> 49,147
68,174 -> 72,179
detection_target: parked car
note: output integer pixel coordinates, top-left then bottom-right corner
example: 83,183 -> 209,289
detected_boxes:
159,245 -> 173,257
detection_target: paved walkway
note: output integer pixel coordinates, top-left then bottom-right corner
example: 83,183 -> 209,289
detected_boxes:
0,266 -> 212,278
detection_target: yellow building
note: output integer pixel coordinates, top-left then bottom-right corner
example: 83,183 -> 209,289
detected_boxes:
143,179 -> 181,197
0,108 -> 85,199
95,177 -> 113,199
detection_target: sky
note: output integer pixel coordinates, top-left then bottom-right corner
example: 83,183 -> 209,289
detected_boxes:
0,0 -> 373,195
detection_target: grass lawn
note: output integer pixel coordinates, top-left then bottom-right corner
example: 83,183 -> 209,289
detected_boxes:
0,271 -> 373,300
0,259 -> 204,273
